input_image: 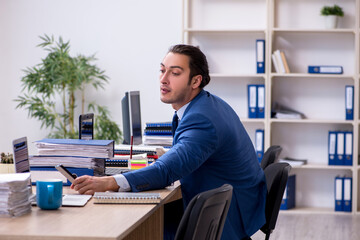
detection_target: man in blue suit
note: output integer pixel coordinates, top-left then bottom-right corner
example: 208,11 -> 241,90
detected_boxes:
72,44 -> 267,239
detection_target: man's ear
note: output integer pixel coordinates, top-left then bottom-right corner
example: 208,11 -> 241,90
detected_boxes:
191,75 -> 202,89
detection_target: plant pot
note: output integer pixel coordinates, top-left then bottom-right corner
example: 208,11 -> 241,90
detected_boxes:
0,164 -> 15,173
324,15 -> 338,29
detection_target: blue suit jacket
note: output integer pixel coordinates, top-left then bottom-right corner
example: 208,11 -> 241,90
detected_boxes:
124,90 -> 266,239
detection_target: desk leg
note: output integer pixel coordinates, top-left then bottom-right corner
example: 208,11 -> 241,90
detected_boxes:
124,206 -> 164,240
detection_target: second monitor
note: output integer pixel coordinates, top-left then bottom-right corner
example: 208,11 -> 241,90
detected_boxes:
122,91 -> 142,145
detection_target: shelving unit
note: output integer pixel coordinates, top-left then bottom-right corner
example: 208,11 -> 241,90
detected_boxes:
182,0 -> 360,214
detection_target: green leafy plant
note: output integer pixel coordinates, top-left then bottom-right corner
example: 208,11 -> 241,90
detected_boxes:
320,5 -> 344,17
15,35 -> 122,143
1,153 -> 13,164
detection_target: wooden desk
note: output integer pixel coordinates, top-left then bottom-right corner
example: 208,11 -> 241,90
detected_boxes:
0,182 -> 181,240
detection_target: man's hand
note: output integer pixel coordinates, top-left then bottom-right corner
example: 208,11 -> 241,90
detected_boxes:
70,175 -> 119,195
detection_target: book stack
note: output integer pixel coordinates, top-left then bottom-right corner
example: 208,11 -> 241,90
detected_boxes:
30,139 -> 114,185
143,122 -> 173,147
272,49 -> 290,74
0,173 -> 32,217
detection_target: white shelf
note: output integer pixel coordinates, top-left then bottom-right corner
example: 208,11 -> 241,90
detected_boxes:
291,164 -> 353,171
270,119 -> 354,124
270,73 -> 354,79
210,73 -> 266,78
280,207 -> 352,215
184,28 -> 266,34
273,28 -> 356,34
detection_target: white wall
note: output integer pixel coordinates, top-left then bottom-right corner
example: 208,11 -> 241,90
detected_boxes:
0,0 -> 182,154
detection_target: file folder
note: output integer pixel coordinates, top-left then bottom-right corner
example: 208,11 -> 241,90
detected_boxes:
328,131 -> 337,166
256,39 -> 265,74
257,85 -> 265,118
344,132 -> 353,166
255,129 -> 264,163
248,85 -> 257,118
308,65 -> 343,74
345,86 -> 354,120
334,176 -> 343,211
335,132 -> 345,165
280,174 -> 295,210
343,177 -> 352,212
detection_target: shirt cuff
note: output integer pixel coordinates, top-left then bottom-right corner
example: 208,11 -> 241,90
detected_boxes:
113,174 -> 131,192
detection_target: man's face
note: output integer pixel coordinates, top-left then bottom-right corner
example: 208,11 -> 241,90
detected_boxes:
160,52 -> 195,110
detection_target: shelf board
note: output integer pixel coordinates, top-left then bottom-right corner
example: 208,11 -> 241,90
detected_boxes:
210,73 -> 265,78
270,119 -> 354,124
271,73 -> 354,79
184,28 -> 266,34
291,164 -> 353,171
240,118 -> 265,124
273,28 -> 356,34
280,207 -> 352,215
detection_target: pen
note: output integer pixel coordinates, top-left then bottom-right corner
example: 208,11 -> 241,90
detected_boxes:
130,135 -> 133,160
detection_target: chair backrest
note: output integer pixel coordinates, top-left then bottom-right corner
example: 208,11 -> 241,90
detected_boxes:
260,145 -> 283,170
261,162 -> 291,238
174,184 -> 233,240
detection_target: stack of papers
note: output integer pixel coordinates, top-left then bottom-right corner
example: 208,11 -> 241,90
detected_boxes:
272,102 -> 306,120
279,157 -> 307,167
0,173 -> 31,217
143,135 -> 173,147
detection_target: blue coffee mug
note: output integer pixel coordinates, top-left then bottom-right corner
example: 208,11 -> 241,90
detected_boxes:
36,179 -> 63,210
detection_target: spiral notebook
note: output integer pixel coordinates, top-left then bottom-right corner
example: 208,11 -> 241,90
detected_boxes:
93,192 -> 161,204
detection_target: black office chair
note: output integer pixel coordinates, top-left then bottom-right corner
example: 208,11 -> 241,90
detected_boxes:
260,162 -> 291,240
174,184 -> 233,240
260,145 -> 283,170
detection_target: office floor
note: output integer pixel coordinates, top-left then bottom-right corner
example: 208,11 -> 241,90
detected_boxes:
251,212 -> 360,240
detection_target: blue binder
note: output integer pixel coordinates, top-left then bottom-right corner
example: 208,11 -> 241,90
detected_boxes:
255,129 -> 264,163
343,177 -> 352,212
345,86 -> 354,120
335,131 -> 345,165
257,85 -> 265,118
280,174 -> 296,210
334,176 -> 343,211
344,131 -> 353,166
248,85 -> 258,118
328,131 -> 337,165
308,65 -> 343,74
256,39 -> 265,74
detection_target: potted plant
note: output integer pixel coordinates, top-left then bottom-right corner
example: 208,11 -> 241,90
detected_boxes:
15,35 -> 122,142
0,152 -> 15,173
320,4 -> 344,29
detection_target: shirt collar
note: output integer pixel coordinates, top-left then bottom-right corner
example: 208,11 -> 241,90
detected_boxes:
176,102 -> 190,121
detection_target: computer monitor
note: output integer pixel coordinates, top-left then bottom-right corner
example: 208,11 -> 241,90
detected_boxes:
122,91 -> 142,145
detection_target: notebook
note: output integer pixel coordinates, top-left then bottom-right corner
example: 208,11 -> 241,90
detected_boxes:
93,192 -> 161,204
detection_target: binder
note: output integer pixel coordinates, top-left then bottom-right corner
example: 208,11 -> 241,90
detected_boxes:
335,131 -> 345,165
328,131 -> 337,165
280,51 -> 290,73
257,85 -> 265,118
343,177 -> 352,212
255,129 -> 264,163
274,50 -> 286,73
334,176 -> 343,211
344,132 -> 353,166
256,39 -> 265,74
280,174 -> 295,210
93,192 -> 161,204
345,86 -> 354,120
271,53 -> 280,73
308,65 -> 343,74
248,85 -> 258,118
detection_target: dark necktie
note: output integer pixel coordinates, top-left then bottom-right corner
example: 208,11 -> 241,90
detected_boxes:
172,112 -> 178,137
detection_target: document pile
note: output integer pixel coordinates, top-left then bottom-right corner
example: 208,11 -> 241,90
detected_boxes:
271,102 -> 306,119
143,122 -> 173,147
0,173 -> 31,217
279,157 -> 307,167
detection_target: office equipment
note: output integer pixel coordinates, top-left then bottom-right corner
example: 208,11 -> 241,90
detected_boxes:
345,86 -> 354,120
0,172 -> 32,217
343,177 -> 352,212
261,145 -> 283,170
255,129 -> 265,163
256,39 -> 265,74
122,91 -> 142,145
55,164 -> 77,183
257,85 -> 265,118
308,65 -> 343,74
79,113 -> 94,140
61,194 -> 92,207
34,138 -> 114,159
93,192 -> 161,204
280,174 -> 295,210
261,162 -> 291,240
334,176 -> 343,211
174,184 -> 233,240
344,131 -> 353,166
248,85 -> 257,118
335,132 -> 345,165
328,131 -> 337,165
